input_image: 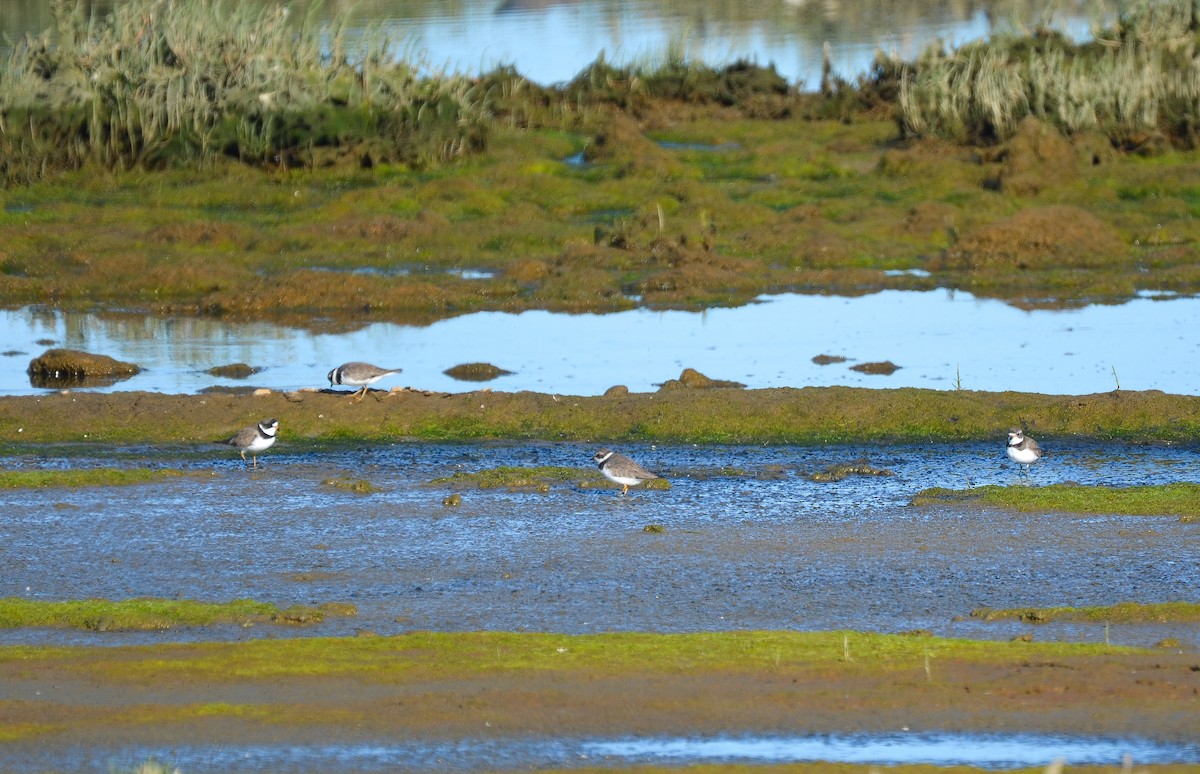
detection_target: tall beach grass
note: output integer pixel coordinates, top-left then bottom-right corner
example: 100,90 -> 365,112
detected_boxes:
897,0 -> 1200,145
0,0 -> 491,181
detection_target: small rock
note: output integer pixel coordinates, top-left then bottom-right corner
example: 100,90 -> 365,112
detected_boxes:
27,348 -> 140,388
252,388 -> 273,396
812,354 -> 848,366
657,368 -> 745,391
604,385 -> 630,397
443,362 -> 513,382
850,361 -> 901,376
205,362 -> 260,379
678,367 -> 745,389
443,493 -> 463,507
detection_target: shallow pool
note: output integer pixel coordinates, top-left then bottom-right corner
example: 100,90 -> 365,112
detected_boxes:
2,290 -> 1198,396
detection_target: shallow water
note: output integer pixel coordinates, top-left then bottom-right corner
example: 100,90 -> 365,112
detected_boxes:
5,732 -> 1197,774
3,290 -> 1199,396
2,439 -> 1197,649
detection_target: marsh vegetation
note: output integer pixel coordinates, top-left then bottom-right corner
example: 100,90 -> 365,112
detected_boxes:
0,0 -> 1198,321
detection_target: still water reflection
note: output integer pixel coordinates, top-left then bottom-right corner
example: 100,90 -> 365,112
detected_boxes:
2,0 -> 1107,86
1,290 -> 1197,396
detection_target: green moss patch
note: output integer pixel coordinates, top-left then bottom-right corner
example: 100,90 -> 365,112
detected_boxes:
432,465 -> 591,490
971,601 -> 1200,625
0,598 -> 356,631
911,482 -> 1200,521
0,468 -> 184,488
0,630 -> 1142,683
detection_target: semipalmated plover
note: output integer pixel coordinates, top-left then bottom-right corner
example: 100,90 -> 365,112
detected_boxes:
222,418 -> 278,468
592,448 -> 661,495
1006,427 -> 1044,476
327,361 -> 402,400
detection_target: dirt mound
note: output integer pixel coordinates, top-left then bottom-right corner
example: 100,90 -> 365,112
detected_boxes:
986,117 -> 1079,195
936,206 -> 1126,271
583,113 -> 680,178
27,349 -> 141,388
658,368 -> 746,391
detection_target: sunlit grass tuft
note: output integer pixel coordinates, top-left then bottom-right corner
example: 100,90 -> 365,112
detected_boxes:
0,468 -> 183,488
911,482 -> 1200,521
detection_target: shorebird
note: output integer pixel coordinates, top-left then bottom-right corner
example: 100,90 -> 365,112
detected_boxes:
592,448 -> 661,495
1006,427 -> 1044,477
221,418 -> 278,468
327,361 -> 403,400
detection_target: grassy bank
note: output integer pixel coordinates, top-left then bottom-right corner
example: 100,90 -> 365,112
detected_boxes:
0,597 -> 356,631
971,601 -> 1200,624
1,387 -> 1199,445
0,467 -> 183,488
0,630 -> 1142,682
912,482 -> 1200,521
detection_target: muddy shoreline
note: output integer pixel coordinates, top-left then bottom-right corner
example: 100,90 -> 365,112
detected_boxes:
2,386 -> 1199,446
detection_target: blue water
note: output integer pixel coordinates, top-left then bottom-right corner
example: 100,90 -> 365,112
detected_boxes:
2,440 -> 1197,648
5,733 -> 1195,774
2,290 -> 1198,396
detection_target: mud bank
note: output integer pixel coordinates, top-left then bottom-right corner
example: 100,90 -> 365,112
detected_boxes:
1,386 -> 1198,446
1,633 -> 1198,762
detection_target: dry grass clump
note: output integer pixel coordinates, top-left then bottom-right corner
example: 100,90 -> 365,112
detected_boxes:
898,0 -> 1200,147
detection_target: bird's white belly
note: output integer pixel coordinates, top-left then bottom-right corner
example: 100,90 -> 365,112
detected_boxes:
602,469 -> 642,486
1006,445 -> 1039,464
246,436 -> 276,453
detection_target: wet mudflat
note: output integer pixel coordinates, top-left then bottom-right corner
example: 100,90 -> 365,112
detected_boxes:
3,440 -> 1197,648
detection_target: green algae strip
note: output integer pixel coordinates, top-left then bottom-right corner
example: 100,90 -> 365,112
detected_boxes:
911,482 -> 1200,521
0,468 -> 184,488
0,631 -> 1142,683
972,601 -> 1200,625
0,598 -> 356,631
